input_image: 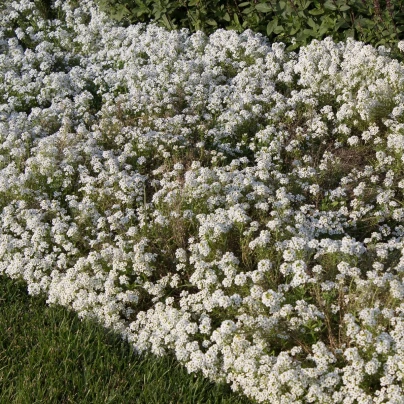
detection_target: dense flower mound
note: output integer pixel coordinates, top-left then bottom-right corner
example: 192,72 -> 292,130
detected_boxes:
2,0 -> 404,402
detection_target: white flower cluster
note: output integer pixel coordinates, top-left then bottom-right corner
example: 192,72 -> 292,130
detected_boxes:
1,0 -> 404,402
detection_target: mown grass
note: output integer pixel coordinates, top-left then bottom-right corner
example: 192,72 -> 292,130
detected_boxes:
0,275 -> 252,404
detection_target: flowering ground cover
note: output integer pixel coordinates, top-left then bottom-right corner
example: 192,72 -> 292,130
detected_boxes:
1,0 -> 404,402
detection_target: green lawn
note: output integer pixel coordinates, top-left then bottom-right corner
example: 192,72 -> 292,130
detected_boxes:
0,275 -> 252,404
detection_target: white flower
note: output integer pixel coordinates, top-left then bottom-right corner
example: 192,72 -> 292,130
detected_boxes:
309,183 -> 320,195
3,4 -> 404,400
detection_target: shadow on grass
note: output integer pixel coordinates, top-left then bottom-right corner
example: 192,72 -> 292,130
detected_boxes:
0,275 -> 253,404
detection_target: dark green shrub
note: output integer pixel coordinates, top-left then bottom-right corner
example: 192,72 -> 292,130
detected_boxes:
94,0 -> 404,60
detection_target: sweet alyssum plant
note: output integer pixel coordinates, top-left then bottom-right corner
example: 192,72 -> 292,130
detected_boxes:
1,0 -> 404,402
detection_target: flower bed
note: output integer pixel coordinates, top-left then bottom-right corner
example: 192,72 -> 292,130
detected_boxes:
1,1 -> 404,402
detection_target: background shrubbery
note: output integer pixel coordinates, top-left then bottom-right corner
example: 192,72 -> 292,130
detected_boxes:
93,0 -> 404,59
30,0 -> 404,60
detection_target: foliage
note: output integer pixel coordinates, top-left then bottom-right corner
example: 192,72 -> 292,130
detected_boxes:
94,0 -> 404,59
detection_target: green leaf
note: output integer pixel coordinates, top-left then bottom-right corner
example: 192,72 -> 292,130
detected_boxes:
344,29 -> 355,38
283,1 -> 293,15
296,31 -> 310,42
307,17 -> 317,28
339,5 -> 350,11
206,19 -> 217,26
255,3 -> 272,13
302,1 -> 312,10
288,22 -> 301,35
309,8 -> 324,15
223,12 -> 230,22
238,1 -> 251,6
161,14 -> 172,29
242,6 -> 255,14
134,0 -> 148,6
286,42 -> 301,51
335,17 -> 349,30
111,5 -> 129,22
318,25 -> 330,36
266,18 -> 278,35
324,1 -> 337,10
188,0 -> 199,6
273,25 -> 284,34
187,10 -> 198,24
233,12 -> 242,28
357,18 -> 374,29
381,28 -> 393,36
